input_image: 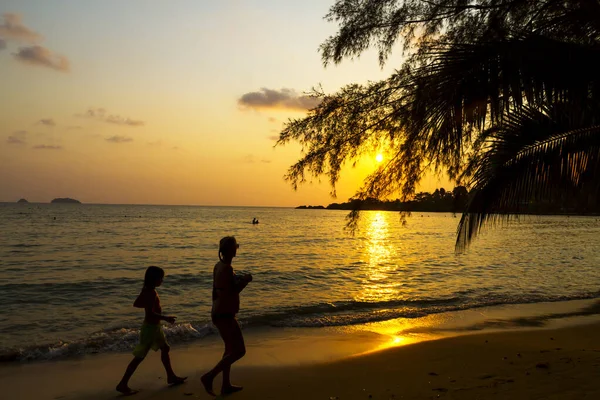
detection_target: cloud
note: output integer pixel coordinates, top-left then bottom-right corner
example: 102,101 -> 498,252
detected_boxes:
37,118 -> 56,127
238,88 -> 321,111
105,115 -> 144,127
268,117 -> 278,123
0,13 -> 69,73
33,144 -> 62,150
267,135 -> 279,141
6,130 -> 27,144
79,108 -> 145,127
13,45 -> 70,72
83,107 -> 106,118
67,125 -> 82,130
0,13 -> 42,43
242,154 -> 271,164
106,135 -> 133,143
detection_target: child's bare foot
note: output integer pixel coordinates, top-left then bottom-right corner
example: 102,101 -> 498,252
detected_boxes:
200,373 -> 215,396
116,383 -> 139,396
167,375 -> 187,386
222,385 -> 243,395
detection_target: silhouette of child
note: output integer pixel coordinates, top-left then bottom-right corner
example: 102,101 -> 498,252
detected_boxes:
116,266 -> 186,395
201,236 -> 252,396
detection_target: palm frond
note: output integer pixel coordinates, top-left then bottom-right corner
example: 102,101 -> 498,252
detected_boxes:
456,105 -> 600,251
406,36 -> 600,180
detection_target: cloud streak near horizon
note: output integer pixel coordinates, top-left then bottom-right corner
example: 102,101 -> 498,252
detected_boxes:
242,154 -> 272,164
33,144 -> 62,150
106,135 -> 133,143
38,118 -> 56,127
80,108 -> 145,127
238,88 -> 321,111
6,130 -> 27,144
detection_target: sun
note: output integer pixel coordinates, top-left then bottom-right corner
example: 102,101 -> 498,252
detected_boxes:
376,154 -> 383,163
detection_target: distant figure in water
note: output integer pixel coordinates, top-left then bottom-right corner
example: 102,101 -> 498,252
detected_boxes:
116,266 -> 186,395
201,236 -> 252,396
252,217 -> 259,224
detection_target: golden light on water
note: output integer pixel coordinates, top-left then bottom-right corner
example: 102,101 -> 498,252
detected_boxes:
356,212 -> 397,302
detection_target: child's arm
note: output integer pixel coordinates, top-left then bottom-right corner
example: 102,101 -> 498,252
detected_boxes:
144,300 -> 177,324
134,290 -> 177,324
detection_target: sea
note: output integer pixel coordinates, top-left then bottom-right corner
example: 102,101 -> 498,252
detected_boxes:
1,203 -> 600,362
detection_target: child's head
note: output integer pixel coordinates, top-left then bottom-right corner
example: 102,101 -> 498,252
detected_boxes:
144,266 -> 165,288
218,236 -> 238,262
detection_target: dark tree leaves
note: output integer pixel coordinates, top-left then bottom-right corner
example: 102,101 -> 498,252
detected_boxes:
277,0 -> 600,250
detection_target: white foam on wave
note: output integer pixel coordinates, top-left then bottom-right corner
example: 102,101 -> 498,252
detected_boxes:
1,322 -> 218,362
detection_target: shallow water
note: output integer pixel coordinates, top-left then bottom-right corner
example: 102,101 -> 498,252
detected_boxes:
1,203 -> 600,361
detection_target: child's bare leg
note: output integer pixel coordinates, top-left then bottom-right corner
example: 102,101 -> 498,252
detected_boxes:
116,357 -> 143,394
160,345 -> 187,385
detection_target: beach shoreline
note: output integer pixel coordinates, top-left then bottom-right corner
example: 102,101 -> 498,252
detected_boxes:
4,298 -> 600,399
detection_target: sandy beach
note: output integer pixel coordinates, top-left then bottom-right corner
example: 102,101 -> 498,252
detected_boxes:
4,301 -> 600,400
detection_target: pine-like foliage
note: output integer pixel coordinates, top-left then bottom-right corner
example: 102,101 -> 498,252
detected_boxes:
277,0 -> 600,250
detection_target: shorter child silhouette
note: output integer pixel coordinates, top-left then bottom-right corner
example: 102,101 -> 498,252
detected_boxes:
116,266 -> 187,395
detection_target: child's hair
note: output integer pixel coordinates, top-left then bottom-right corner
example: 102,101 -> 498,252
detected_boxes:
144,266 -> 165,288
219,236 -> 237,262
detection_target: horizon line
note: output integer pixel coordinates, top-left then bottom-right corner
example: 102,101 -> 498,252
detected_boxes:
1,201 -> 297,208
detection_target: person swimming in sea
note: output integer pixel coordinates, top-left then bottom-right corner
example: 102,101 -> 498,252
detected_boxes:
116,266 -> 187,395
201,236 -> 252,396
252,218 -> 259,224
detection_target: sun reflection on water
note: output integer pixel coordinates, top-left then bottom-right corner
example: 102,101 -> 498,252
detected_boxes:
356,212 -> 398,302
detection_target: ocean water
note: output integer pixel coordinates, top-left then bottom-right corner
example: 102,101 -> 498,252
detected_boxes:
1,203 -> 600,362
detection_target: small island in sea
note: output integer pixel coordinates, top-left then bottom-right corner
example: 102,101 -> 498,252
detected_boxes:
51,198 -> 82,204
17,199 -> 29,203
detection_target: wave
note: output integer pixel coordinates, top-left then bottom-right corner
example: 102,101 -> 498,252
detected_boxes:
3,291 -> 600,363
240,291 -> 600,328
0,323 -> 216,362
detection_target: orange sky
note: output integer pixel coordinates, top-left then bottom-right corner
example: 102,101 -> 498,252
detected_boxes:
0,1 -> 450,206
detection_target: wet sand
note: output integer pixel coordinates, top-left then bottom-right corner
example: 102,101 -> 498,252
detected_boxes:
4,302 -> 600,400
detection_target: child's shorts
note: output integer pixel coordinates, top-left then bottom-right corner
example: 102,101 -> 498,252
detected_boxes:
132,323 -> 168,358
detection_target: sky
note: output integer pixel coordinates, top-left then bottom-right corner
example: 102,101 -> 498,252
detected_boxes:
0,0 -> 449,206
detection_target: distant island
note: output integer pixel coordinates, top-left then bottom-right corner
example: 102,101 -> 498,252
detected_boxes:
17,199 -> 28,203
296,186 -> 600,214
51,198 -> 81,204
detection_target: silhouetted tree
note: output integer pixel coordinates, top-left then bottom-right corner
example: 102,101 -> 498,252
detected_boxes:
276,0 -> 600,250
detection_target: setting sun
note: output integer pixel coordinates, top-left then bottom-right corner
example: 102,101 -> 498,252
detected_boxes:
376,154 -> 383,163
